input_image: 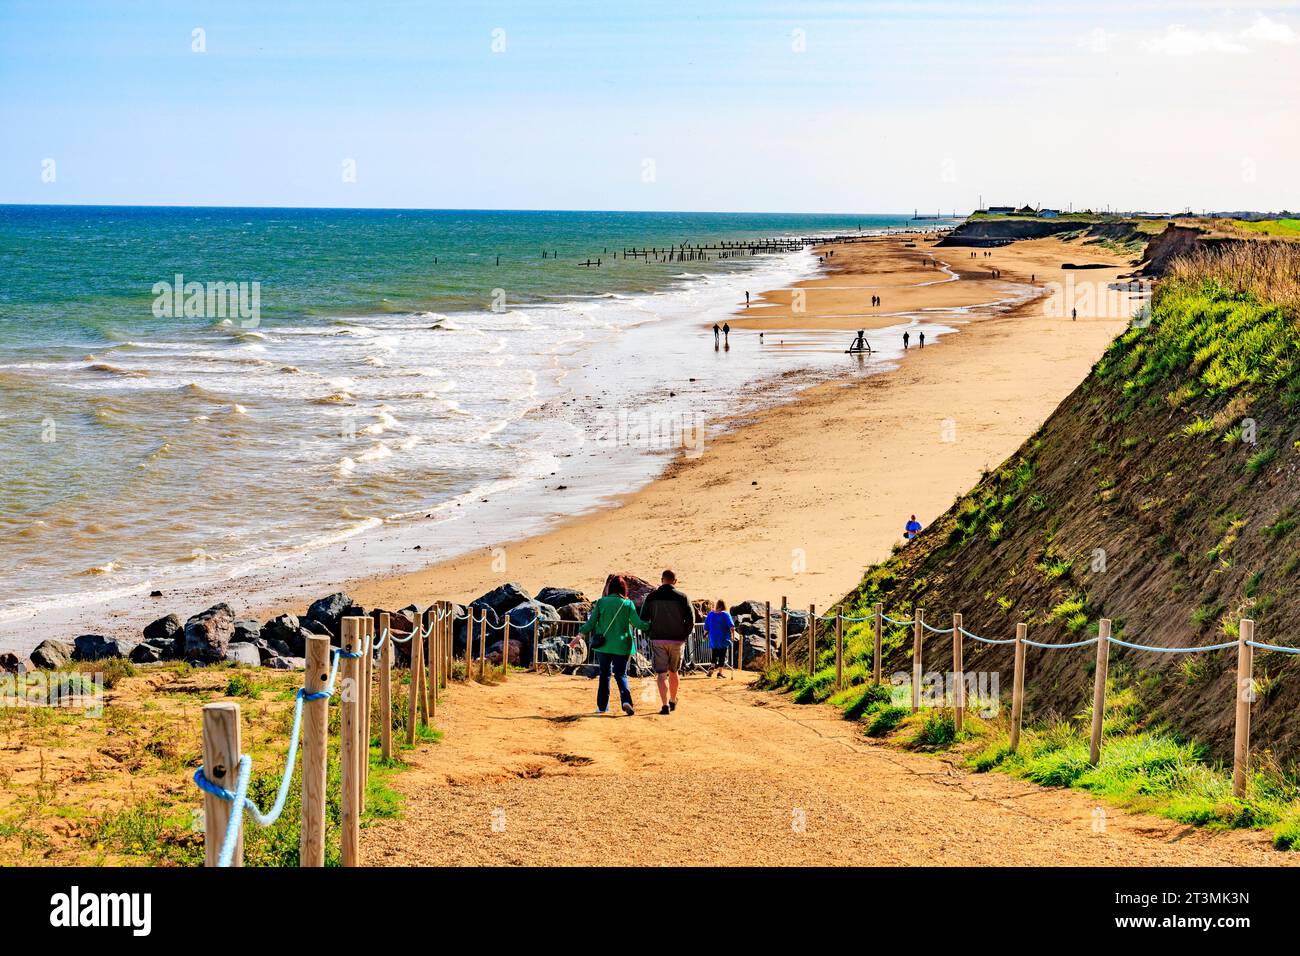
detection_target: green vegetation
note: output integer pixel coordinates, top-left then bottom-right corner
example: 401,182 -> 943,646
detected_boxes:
1229,218 -> 1300,239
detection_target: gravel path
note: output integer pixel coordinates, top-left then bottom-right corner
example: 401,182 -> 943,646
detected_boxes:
361,671 -> 1292,867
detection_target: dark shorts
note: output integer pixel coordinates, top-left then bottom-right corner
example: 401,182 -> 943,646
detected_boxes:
710,646 -> 729,667
650,640 -> 683,674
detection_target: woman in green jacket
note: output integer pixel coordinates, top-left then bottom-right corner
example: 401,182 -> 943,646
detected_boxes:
576,577 -> 648,716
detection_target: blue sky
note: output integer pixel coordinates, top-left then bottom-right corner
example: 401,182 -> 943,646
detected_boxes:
2,0 -> 1298,212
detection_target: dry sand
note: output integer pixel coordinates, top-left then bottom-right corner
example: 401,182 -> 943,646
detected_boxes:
362,671 -> 1288,866
351,234 -> 1141,613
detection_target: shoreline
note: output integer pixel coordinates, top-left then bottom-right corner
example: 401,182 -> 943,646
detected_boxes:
346,234 -> 1139,615
1,231 -> 1138,653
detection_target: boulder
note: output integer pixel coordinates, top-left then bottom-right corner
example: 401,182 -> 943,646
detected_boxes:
224,643 -> 261,667
603,573 -> 653,606
73,634 -> 138,662
261,614 -> 310,657
266,656 -> 305,670
534,587 -> 586,610
487,639 -> 523,666
183,603 -> 236,662
129,642 -> 165,665
257,637 -> 292,662
784,609 -> 809,637
558,600 -> 592,623
470,583 -> 531,617
729,599 -> 768,621
29,638 -> 72,670
505,601 -> 561,665
143,613 -> 183,645
303,592 -> 360,639
231,619 -> 261,644
741,633 -> 779,667
538,635 -> 585,667
0,651 -> 26,674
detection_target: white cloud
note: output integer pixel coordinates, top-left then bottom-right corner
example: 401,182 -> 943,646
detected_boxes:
1240,14 -> 1299,45
1143,24 -> 1247,56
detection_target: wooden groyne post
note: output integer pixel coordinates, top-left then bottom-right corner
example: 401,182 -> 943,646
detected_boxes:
1233,618 -> 1255,797
1088,619 -> 1111,766
201,701 -> 242,867
1009,623 -> 1027,752
301,634 -> 329,867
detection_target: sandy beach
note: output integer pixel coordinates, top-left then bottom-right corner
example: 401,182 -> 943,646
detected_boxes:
348,234 -> 1140,613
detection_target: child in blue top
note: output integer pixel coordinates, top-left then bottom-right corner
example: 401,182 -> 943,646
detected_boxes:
703,600 -> 735,678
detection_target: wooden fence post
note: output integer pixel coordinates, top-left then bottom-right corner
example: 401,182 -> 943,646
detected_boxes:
1233,619 -> 1255,798
764,600 -> 772,666
533,615 -> 540,673
912,608 -> 923,712
1089,619 -> 1110,766
359,617 -> 372,815
780,596 -> 788,667
406,611 -> 421,747
442,602 -> 451,688
201,701 -> 242,867
1009,623 -> 1026,752
479,609 -> 488,678
952,612 -> 964,733
502,617 -> 511,678
301,634 -> 329,867
873,603 -> 883,686
464,608 -> 474,681
415,609 -> 429,724
807,604 -> 817,676
835,613 -> 844,690
340,617 -> 361,867
378,613 -> 392,763
434,613 -> 444,717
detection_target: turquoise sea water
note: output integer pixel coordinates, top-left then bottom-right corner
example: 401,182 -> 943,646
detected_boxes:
0,206 -> 954,635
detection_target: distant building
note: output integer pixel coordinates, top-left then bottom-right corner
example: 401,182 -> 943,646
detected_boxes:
1039,209 -> 1059,218
1015,205 -> 1036,215
986,206 -> 1015,215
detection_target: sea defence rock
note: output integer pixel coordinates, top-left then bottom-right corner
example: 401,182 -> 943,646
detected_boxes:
558,600 -> 591,623
261,614 -> 310,657
232,619 -> 261,644
0,652 -> 26,674
183,603 -> 236,662
129,642 -> 165,664
73,634 -> 138,662
535,587 -> 585,610
266,656 -> 306,670
29,639 -> 72,670
487,639 -> 523,667
470,583 -> 532,617
142,613 -> 183,648
604,573 -> 654,606
304,592 -> 361,640
224,643 -> 261,667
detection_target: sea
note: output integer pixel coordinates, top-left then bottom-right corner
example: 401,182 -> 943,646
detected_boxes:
0,206 -> 960,647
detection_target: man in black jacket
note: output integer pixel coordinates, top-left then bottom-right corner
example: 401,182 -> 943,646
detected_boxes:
639,569 -> 695,715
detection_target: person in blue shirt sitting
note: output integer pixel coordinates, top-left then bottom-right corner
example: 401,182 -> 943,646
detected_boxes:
904,514 -> 923,542
703,600 -> 735,678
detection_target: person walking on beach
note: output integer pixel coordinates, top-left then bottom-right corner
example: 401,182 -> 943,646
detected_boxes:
640,569 -> 695,715
745,291 -> 750,308
1071,307 -> 1077,321
713,323 -> 721,345
904,514 -> 923,542
722,322 -> 730,344
918,331 -> 925,348
903,330 -> 910,349
704,600 -> 735,677
575,577 -> 648,716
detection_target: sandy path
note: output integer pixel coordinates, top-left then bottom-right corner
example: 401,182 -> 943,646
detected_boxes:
362,672 -> 1288,866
